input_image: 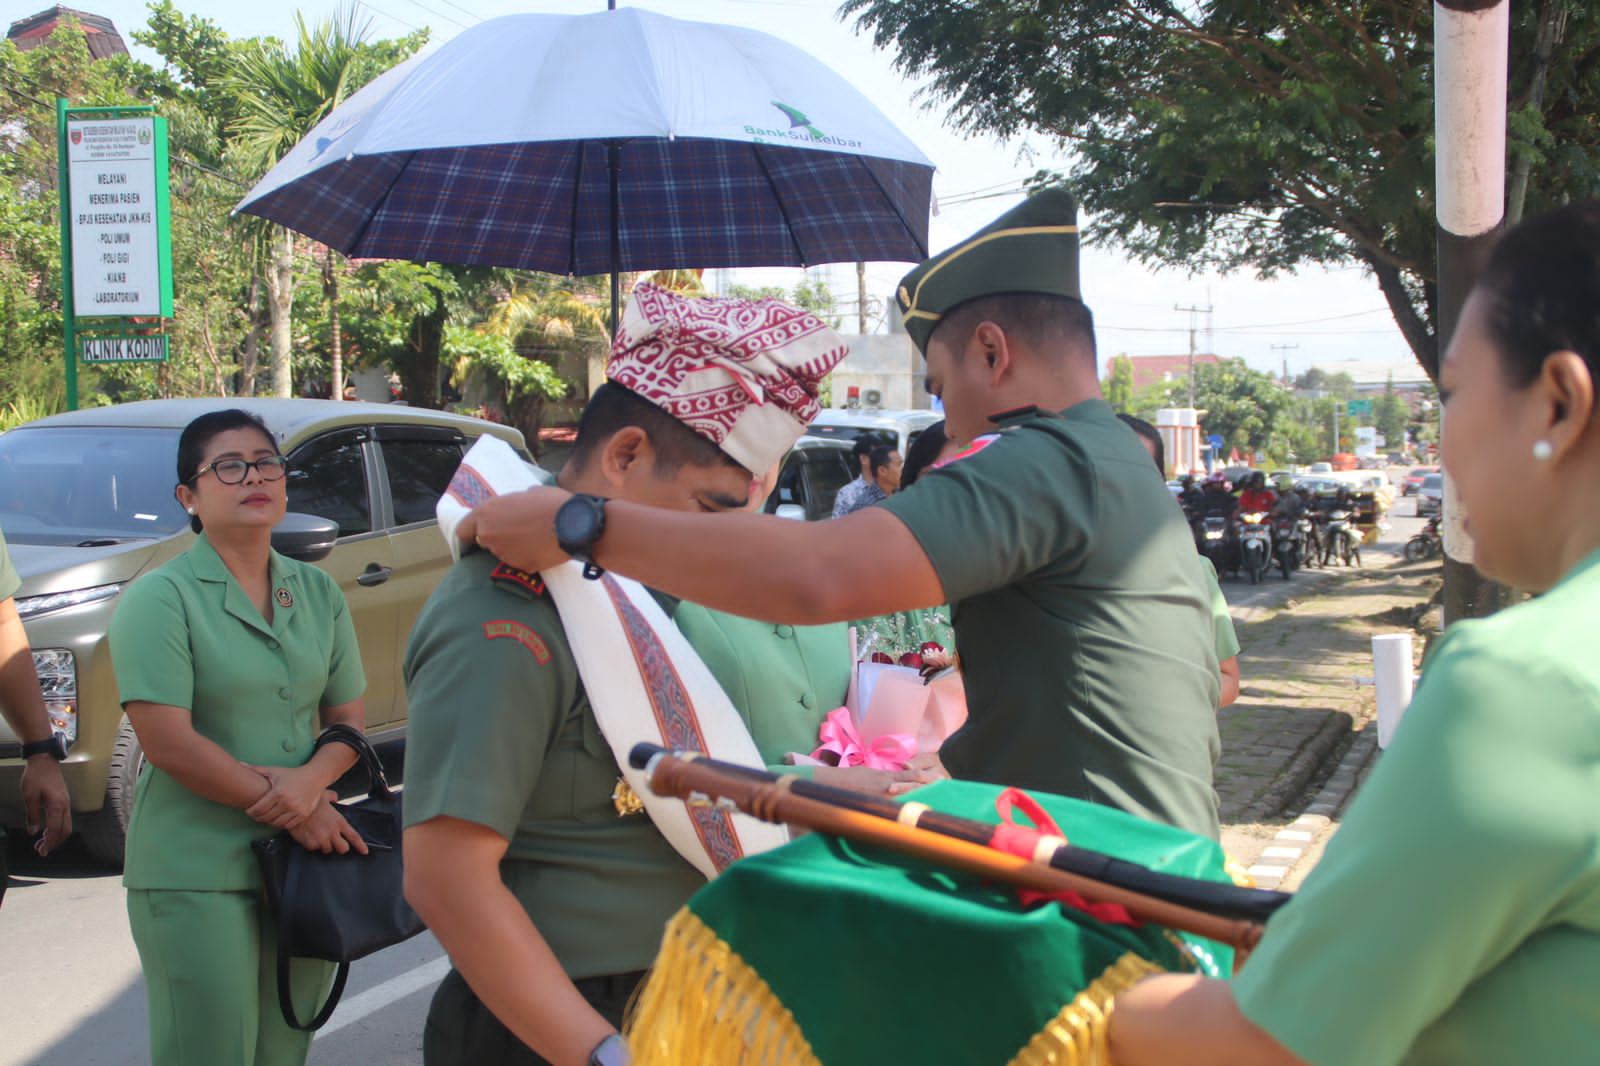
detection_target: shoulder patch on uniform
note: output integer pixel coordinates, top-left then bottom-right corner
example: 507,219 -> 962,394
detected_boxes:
932,433 -> 1002,470
483,620 -> 552,664
490,563 -> 547,598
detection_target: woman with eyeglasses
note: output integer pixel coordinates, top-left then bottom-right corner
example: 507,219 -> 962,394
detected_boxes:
108,409 -> 369,1066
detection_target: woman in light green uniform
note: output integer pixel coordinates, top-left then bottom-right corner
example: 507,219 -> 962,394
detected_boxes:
110,410 -> 368,1066
1108,203 -> 1600,1064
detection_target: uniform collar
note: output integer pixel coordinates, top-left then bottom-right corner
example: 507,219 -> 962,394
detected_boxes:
188,533 -> 295,638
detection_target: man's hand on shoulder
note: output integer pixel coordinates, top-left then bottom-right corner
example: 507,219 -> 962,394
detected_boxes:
457,488 -> 572,573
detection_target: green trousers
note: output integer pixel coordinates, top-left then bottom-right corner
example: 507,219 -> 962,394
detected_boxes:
127,888 -> 334,1066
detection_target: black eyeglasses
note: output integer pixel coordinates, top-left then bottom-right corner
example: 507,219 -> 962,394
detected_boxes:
192,455 -> 289,485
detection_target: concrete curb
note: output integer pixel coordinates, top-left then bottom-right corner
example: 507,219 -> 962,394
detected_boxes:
1245,722 -> 1380,889
1236,708 -> 1354,824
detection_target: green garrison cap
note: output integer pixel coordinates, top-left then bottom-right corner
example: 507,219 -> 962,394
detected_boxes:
895,188 -> 1081,353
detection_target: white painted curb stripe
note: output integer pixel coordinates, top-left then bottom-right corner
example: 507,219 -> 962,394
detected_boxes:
314,954 -> 453,1040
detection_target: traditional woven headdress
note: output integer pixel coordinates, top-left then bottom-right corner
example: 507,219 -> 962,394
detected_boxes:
608,283 -> 850,475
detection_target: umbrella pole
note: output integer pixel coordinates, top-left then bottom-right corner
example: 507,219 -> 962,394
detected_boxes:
609,141 -> 621,338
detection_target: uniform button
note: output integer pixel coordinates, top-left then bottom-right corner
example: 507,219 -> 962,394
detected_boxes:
775,625 -> 795,639
278,687 -> 292,700
281,738 -> 295,752
800,692 -> 815,709
267,640 -> 280,651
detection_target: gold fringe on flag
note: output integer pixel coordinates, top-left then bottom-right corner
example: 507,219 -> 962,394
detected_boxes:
1007,953 -> 1165,1066
626,908 -> 822,1066
627,906 -> 1164,1066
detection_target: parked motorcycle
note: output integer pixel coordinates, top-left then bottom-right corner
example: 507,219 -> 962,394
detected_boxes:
1404,515 -> 1443,562
1237,511 -> 1274,584
1321,508 -> 1362,567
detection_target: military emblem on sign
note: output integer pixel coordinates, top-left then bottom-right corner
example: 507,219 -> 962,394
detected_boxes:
70,129 -> 82,145
138,126 -> 152,145
275,587 -> 293,608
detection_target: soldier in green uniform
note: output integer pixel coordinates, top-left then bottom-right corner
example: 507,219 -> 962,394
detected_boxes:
460,189 -> 1223,840
0,529 -> 73,906
401,287 -> 858,1066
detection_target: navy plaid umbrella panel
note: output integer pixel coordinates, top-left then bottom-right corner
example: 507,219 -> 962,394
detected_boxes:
236,8 -> 934,275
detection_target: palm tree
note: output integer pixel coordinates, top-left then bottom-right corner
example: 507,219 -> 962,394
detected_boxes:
227,7 -> 370,398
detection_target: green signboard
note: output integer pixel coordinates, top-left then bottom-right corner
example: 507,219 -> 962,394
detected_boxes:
81,334 -> 169,364
57,100 -> 174,408
1346,398 -> 1373,418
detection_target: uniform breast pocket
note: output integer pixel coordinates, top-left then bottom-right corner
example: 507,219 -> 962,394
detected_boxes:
569,709 -> 623,823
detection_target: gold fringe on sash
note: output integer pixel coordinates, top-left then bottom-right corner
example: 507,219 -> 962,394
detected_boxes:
626,908 -> 822,1066
1006,953 -> 1166,1066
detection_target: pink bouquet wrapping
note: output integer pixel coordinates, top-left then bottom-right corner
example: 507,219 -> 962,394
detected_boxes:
803,637 -> 968,770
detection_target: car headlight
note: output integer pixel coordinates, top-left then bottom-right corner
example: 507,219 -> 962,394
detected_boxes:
15,583 -> 122,621
32,648 -> 78,749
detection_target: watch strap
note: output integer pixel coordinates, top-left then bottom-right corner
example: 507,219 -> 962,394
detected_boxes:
21,735 -> 66,761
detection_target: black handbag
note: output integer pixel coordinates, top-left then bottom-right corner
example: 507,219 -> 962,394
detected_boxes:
252,724 -> 426,1030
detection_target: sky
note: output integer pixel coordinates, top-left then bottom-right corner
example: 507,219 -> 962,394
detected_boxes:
63,0 -> 1421,379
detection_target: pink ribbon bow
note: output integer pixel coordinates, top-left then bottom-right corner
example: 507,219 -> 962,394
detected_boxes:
810,706 -> 916,771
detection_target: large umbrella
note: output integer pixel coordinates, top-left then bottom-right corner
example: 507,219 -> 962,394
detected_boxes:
236,7 -> 934,329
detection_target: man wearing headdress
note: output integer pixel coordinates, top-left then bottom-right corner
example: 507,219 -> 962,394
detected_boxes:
401,286 -> 858,1066
459,191 -> 1223,847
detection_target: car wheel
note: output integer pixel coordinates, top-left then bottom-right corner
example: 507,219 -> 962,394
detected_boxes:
79,717 -> 144,867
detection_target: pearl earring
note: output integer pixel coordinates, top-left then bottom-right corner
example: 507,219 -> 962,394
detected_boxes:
186,507 -> 196,515
1533,440 -> 1554,461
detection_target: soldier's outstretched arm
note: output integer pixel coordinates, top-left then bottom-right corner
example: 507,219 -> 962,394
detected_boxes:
460,489 -> 945,625
405,816 -> 615,1065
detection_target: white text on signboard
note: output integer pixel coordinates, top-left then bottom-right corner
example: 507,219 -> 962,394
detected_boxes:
67,118 -> 162,317
81,335 -> 169,364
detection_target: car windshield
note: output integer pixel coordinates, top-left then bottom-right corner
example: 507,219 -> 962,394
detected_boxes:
804,424 -> 895,448
0,426 -> 187,544
1422,474 -> 1443,489
1409,468 -> 1434,478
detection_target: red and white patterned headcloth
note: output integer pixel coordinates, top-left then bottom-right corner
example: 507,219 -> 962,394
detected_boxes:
608,283 -> 850,475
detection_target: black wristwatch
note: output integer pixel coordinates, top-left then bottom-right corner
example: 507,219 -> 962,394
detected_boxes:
588,1034 -> 629,1066
555,493 -> 609,580
21,734 -> 68,761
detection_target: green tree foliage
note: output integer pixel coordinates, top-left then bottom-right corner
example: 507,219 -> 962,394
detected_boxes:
1132,357 -> 1293,457
1104,353 -> 1135,412
843,0 -> 1600,380
726,279 -> 840,326
1374,375 -> 1410,449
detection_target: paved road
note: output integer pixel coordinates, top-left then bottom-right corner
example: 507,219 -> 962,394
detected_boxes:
0,486 -> 1432,1066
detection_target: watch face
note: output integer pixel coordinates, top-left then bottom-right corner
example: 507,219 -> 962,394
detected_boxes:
556,498 -> 597,546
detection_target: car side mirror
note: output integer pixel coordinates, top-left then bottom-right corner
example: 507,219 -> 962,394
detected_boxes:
272,512 -> 339,562
774,504 -> 806,521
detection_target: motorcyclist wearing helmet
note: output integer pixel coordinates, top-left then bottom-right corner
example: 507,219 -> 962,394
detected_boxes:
1237,471 -> 1278,514
1200,474 -> 1238,518
1271,475 -> 1306,520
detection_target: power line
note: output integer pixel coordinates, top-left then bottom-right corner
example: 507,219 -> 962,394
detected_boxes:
398,0 -> 476,32
353,0 -> 424,34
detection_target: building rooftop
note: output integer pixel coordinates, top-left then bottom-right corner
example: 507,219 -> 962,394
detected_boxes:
1308,358 -> 1432,390
7,6 -> 128,60
1111,353 -> 1222,392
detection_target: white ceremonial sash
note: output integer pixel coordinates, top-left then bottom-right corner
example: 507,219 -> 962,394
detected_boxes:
436,435 -> 788,879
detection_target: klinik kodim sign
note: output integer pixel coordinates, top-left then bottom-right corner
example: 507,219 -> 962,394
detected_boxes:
66,117 -> 163,317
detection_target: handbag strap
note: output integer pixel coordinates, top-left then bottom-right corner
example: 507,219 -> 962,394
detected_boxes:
315,723 -> 393,800
273,835 -> 352,1031
277,946 -> 350,1031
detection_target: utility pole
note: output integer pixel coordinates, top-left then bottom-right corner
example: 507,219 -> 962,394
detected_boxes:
856,262 -> 868,334
1174,301 -> 1212,407
1437,0 -> 1510,625
1270,343 -> 1299,385
1332,400 -> 1343,457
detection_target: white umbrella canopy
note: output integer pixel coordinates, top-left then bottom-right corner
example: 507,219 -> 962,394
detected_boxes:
237,7 -> 934,287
